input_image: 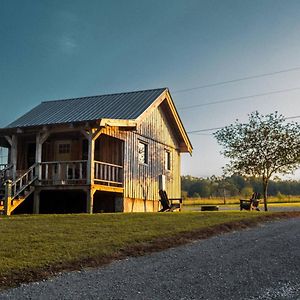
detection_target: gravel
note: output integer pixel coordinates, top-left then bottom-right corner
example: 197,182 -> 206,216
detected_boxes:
1,218 -> 299,300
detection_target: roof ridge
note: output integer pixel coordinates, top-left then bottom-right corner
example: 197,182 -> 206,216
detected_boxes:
41,87 -> 168,104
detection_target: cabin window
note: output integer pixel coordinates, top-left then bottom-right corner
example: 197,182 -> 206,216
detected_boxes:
58,143 -> 71,154
165,150 -> 171,171
138,141 -> 148,165
0,147 -> 8,165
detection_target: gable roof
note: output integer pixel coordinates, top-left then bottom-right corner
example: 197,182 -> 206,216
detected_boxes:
2,88 -> 192,153
6,88 -> 166,129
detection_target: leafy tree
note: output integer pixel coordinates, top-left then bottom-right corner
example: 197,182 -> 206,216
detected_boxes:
214,111 -> 300,211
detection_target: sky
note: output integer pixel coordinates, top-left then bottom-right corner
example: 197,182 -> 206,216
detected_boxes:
1,0 -> 300,178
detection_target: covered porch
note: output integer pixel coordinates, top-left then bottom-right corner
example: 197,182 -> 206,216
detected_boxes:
0,126 -> 125,215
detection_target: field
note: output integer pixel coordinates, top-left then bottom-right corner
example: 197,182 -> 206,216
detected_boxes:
183,196 -> 300,206
1,211 -> 299,290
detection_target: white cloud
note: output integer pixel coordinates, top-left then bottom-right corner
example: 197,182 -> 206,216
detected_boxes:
59,35 -> 77,54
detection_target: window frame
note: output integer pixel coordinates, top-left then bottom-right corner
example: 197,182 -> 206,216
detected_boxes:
58,143 -> 71,154
138,140 -> 148,165
165,149 -> 171,171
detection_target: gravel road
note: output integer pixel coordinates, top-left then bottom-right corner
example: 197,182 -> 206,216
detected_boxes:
1,218 -> 300,300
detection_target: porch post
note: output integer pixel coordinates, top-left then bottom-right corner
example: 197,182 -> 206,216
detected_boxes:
87,135 -> 95,185
11,135 -> 17,181
35,133 -> 42,180
86,188 -> 95,214
33,190 -> 40,214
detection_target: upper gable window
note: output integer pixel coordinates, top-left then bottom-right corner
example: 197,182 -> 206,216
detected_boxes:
138,141 -> 148,165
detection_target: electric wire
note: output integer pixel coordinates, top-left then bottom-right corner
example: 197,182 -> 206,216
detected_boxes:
187,115 -> 300,135
178,86 -> 300,110
173,66 -> 300,94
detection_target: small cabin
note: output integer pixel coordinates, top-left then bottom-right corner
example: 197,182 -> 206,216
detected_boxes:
0,88 -> 192,215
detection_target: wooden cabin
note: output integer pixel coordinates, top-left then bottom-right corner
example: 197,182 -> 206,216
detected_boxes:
0,88 -> 192,215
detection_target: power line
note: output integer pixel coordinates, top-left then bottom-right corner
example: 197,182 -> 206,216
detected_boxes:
187,115 -> 300,134
173,66 -> 300,94
178,86 -> 300,110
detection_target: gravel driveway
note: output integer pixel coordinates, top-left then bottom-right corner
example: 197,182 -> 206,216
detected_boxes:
1,218 -> 299,300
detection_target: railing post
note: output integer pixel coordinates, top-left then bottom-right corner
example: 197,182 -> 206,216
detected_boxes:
4,180 -> 12,216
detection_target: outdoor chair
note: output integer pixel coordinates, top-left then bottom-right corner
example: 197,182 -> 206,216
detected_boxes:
159,190 -> 182,212
240,192 -> 261,211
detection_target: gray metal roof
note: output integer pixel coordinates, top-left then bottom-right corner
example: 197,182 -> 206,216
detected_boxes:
6,88 -> 167,128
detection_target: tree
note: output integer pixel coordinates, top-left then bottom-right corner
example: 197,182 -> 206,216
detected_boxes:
214,111 -> 300,211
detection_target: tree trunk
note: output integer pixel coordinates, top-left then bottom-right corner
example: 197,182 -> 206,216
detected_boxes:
263,179 -> 269,211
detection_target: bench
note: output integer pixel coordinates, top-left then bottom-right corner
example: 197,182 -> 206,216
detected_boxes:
240,192 -> 261,211
159,190 -> 182,212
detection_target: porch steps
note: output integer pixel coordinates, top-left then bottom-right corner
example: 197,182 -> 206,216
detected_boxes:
0,185 -> 35,215
0,164 -> 38,215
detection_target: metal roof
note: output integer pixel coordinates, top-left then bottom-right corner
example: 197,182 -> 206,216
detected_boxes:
6,88 -> 167,128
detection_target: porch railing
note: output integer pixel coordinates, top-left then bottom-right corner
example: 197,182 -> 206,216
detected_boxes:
94,161 -> 123,186
0,164 -> 12,182
2,160 -> 124,187
40,161 -> 88,185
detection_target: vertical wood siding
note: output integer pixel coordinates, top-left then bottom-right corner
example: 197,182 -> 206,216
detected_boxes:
101,104 -> 182,208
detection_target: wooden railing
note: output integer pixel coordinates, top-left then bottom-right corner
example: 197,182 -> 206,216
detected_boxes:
11,164 -> 38,200
40,161 -> 88,184
1,160 -> 123,188
0,164 -> 9,171
0,164 -> 12,183
94,161 -> 123,186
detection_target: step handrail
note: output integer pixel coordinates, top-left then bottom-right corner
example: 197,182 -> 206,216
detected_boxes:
10,163 -> 38,200
0,164 -> 13,181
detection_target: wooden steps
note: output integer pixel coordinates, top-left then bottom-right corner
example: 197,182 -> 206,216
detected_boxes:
0,164 -> 38,215
9,186 -> 35,214
0,185 -> 35,215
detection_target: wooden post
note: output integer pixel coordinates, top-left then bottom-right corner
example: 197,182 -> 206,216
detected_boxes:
86,188 -> 95,214
87,135 -> 95,185
35,131 -> 49,181
4,180 -> 12,216
36,133 -> 42,180
33,190 -> 40,214
11,135 -> 17,181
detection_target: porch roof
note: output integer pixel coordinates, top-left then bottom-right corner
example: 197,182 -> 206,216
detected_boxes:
5,88 -> 166,129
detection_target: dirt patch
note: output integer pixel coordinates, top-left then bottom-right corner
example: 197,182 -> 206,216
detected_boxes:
1,212 -> 299,291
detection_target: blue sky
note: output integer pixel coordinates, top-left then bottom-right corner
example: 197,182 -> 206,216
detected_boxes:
1,0 -> 300,178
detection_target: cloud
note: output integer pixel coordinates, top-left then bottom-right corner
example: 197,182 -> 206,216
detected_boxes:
59,35 -> 77,54
53,10 -> 79,54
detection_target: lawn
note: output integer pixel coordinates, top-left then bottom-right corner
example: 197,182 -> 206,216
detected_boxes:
0,211 -> 299,289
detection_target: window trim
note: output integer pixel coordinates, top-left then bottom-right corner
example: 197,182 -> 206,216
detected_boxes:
58,143 -> 71,154
138,140 -> 148,165
165,149 -> 171,171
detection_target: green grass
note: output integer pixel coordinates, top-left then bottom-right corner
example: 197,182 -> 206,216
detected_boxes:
0,212 -> 265,278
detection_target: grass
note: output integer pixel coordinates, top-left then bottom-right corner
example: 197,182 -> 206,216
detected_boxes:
0,211 -> 299,289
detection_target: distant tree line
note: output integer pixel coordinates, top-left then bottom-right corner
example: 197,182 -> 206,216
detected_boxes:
181,174 -> 300,199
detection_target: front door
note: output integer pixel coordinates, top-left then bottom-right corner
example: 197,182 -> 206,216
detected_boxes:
54,141 -> 72,182
55,140 -> 72,161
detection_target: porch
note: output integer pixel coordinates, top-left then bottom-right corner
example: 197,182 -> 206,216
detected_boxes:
0,129 -> 125,215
